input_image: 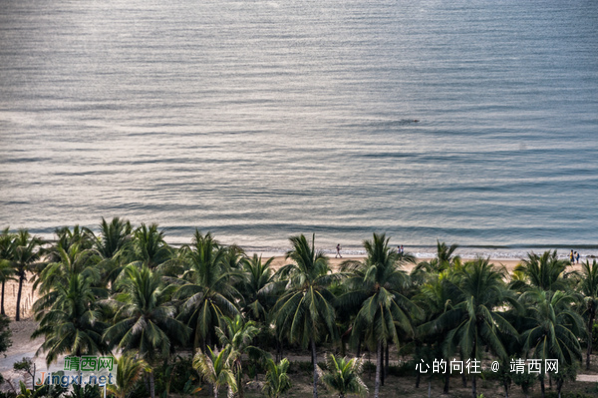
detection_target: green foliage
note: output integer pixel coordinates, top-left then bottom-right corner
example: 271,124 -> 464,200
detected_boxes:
512,250 -> 571,292
15,382 -> 66,398
64,385 -> 101,398
511,369 -> 536,396
176,230 -> 240,351
103,265 -> 190,364
154,355 -> 197,397
32,273 -> 109,364
521,290 -> 585,366
262,358 -> 292,398
318,354 -> 368,397
107,354 -> 149,398
193,346 -> 237,398
13,357 -> 34,374
0,314 -> 12,354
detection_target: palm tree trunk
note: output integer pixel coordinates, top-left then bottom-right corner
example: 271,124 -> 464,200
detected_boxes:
471,374 -> 477,398
1,281 -> 5,316
213,384 -> 218,398
540,376 -> 545,398
149,371 -> 155,398
15,275 -> 24,321
443,372 -> 450,393
311,339 -> 318,398
374,340 -> 382,398
356,335 -> 362,358
237,370 -> 244,398
380,344 -> 384,386
385,344 -> 389,379
588,315 -> 594,370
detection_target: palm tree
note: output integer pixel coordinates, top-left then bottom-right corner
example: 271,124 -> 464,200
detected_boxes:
430,259 -> 519,398
262,358 -> 292,398
414,275 -> 461,393
94,217 -> 132,260
413,241 -> 461,277
318,354 -> 368,398
512,250 -> 571,292
579,259 -> 598,369
11,230 -> 44,321
107,354 -> 149,398
272,234 -> 339,398
215,315 -> 263,398
34,242 -> 102,296
339,233 -> 419,398
103,265 -> 190,398
223,245 -> 245,270
176,230 -> 240,351
52,226 -> 95,255
93,218 -> 133,287
31,273 -> 109,365
0,228 -> 16,316
520,289 -> 584,398
238,254 -> 277,323
193,346 -> 237,398
131,223 -> 172,268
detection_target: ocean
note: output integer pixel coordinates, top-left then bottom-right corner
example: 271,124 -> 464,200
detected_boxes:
1,0 -> 597,257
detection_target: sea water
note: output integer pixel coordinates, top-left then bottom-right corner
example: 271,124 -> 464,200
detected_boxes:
1,0 -> 597,256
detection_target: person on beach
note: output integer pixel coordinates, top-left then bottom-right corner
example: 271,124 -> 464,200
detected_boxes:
400,245 -> 404,254
570,250 -> 574,263
336,244 -> 342,258
576,251 -> 580,264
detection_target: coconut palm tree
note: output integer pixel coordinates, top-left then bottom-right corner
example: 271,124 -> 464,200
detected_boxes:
579,259 -> 598,369
262,358 -> 291,398
176,230 -> 240,351
339,233 -> 420,398
215,315 -> 263,398
430,259 -> 519,398
52,226 -> 95,256
103,264 -> 190,398
34,242 -> 102,296
131,223 -> 172,268
413,274 -> 462,393
223,245 -> 245,270
413,241 -> 461,278
11,230 -> 44,321
31,273 -> 109,365
107,354 -> 149,398
93,218 -> 133,287
520,289 -> 584,398
94,217 -> 132,260
238,254 -> 277,323
0,228 -> 16,316
318,354 -> 368,398
193,346 -> 237,398
272,234 -> 339,398
512,250 -> 571,292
